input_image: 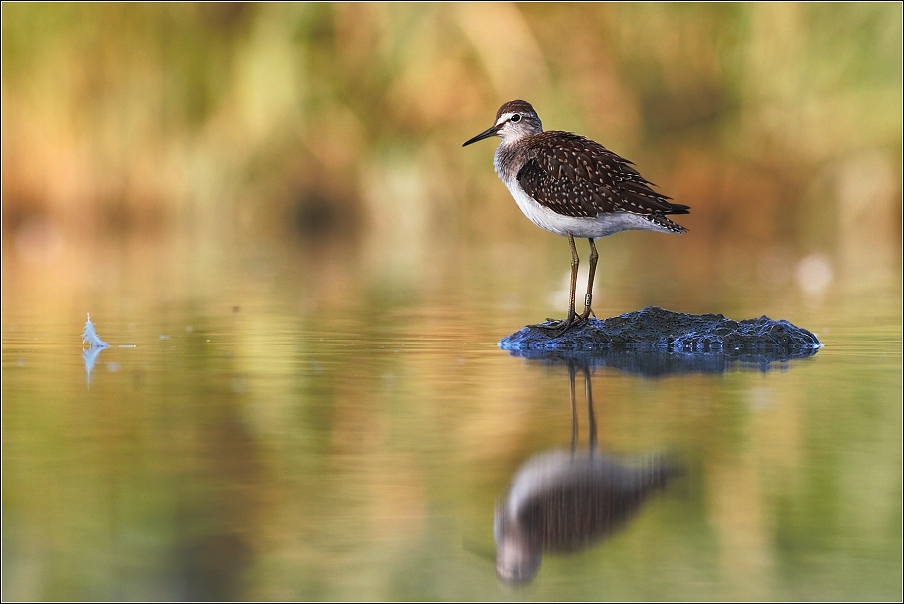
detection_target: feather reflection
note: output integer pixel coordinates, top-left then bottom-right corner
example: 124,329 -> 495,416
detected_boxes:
495,360 -> 681,585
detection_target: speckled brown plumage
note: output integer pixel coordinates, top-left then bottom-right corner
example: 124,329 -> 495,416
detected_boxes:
515,131 -> 688,231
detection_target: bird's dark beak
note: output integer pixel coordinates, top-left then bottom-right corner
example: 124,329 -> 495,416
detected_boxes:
463,124 -> 501,147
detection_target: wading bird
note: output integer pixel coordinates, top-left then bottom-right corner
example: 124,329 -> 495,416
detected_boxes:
464,100 -> 689,334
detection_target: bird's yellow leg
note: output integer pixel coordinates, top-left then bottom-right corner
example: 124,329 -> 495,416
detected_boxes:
580,238 -> 599,320
531,232 -> 584,334
565,231 -> 580,324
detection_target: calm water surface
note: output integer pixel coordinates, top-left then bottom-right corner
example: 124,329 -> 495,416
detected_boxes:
2,237 -> 901,601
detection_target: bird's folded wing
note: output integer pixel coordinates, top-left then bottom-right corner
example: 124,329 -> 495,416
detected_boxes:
517,132 -> 688,218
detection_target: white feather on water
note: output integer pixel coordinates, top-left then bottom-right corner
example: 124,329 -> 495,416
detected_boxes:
82,313 -> 109,349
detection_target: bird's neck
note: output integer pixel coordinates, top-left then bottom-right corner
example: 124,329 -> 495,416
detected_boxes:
494,139 -> 530,184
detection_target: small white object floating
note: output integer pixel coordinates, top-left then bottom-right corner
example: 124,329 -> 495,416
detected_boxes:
82,313 -> 109,388
82,313 -> 109,349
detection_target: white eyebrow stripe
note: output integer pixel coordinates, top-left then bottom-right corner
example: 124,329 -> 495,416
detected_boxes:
495,112 -> 516,127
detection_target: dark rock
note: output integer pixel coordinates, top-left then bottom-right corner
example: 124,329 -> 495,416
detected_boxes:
499,306 -> 822,360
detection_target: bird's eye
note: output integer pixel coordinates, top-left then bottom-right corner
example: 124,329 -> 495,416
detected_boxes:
510,114 -> 521,123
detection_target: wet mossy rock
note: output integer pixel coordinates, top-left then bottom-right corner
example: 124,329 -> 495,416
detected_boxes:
500,306 -> 822,356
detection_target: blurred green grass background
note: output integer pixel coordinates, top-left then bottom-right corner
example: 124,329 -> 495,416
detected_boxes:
3,3 -> 900,261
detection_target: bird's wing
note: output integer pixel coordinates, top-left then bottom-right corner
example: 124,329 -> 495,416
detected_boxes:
517,158 -> 613,218
517,132 -> 689,218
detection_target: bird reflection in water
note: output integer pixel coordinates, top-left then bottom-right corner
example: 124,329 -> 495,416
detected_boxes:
495,359 -> 681,585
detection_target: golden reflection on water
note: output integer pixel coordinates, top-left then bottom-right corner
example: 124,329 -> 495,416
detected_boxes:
2,230 -> 901,600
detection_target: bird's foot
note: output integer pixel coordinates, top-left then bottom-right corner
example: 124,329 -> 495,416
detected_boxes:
579,307 -> 596,320
529,311 -> 585,337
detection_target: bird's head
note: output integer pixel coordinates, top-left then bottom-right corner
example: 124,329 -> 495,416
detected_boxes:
463,100 -> 543,147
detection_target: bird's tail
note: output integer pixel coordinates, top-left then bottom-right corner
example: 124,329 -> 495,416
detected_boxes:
664,202 -> 690,215
649,212 -> 688,234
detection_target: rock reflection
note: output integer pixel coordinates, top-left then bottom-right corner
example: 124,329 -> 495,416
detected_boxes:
507,347 -> 809,375
495,361 -> 680,585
